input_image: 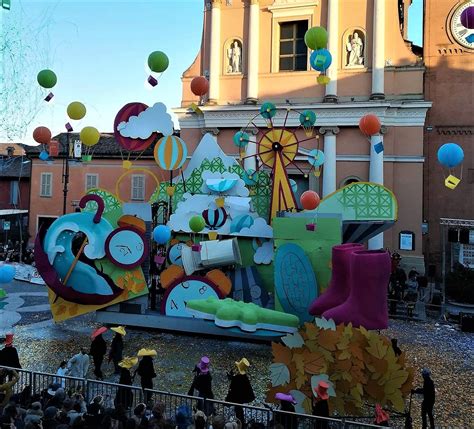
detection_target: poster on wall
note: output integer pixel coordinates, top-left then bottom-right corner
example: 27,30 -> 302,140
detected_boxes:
399,231 -> 415,251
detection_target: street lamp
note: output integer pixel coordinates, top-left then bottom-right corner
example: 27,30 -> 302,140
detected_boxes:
62,131 -> 71,215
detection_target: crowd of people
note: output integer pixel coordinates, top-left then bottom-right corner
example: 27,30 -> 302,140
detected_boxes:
388,252 -> 431,316
0,326 -> 437,429
0,241 -> 34,265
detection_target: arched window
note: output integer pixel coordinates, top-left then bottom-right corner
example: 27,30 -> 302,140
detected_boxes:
340,176 -> 361,187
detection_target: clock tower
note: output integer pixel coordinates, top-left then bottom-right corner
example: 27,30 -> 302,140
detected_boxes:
423,1 -> 474,271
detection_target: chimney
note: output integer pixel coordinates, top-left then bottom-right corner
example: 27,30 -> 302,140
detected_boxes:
6,146 -> 15,157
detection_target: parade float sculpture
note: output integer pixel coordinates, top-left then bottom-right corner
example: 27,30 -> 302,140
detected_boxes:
233,102 -> 324,222
267,318 -> 414,415
35,194 -> 148,322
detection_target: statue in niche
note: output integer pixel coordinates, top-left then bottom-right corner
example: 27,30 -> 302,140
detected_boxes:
346,31 -> 365,67
226,40 -> 242,74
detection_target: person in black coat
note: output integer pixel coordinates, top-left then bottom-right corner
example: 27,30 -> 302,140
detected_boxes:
108,327 -> 125,375
0,333 -> 21,369
188,356 -> 214,416
312,381 -> 330,429
90,329 -> 107,380
136,349 -> 157,403
274,393 -> 298,429
114,358 -> 137,410
226,358 -> 255,425
412,368 -> 436,429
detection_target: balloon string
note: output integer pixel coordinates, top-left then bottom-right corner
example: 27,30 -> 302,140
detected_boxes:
133,149 -> 146,162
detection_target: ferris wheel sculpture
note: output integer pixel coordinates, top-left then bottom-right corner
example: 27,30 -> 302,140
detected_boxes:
233,102 -> 324,223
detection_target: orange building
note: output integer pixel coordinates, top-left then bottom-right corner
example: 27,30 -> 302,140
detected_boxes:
24,133 -> 158,243
423,0 -> 474,275
175,0 -> 431,270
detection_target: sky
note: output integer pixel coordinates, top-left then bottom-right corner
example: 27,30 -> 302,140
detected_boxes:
0,0 -> 423,144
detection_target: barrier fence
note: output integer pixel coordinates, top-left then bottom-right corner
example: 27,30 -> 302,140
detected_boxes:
0,366 -> 405,428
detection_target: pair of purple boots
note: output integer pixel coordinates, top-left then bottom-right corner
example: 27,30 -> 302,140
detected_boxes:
308,243 -> 390,330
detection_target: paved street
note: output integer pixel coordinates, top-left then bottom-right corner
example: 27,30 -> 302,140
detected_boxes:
0,279 -> 52,333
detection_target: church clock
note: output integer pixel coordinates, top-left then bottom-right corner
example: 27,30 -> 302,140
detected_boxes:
449,1 -> 474,50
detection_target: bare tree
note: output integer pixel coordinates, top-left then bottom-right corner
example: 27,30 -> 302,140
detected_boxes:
0,3 -> 54,141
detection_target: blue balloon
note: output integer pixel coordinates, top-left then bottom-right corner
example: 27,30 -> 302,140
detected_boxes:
0,265 -> 16,284
437,143 -> 464,168
153,225 -> 171,245
310,49 -> 332,72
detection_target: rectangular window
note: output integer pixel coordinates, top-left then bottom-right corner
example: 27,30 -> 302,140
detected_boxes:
40,173 -> 52,197
131,175 -> 145,201
85,174 -> 99,191
10,180 -> 19,205
279,21 -> 308,72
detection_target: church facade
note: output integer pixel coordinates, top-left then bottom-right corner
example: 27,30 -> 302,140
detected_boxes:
175,0 -> 431,270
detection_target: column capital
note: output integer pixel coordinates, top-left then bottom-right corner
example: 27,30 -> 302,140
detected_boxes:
247,127 -> 259,135
319,126 -> 340,136
201,128 -> 220,136
380,125 -> 387,135
248,0 -> 259,5
211,0 -> 222,6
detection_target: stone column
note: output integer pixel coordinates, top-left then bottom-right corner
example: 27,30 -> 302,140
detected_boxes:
320,127 -> 340,197
209,0 -> 222,103
324,0 -> 338,102
246,0 -> 260,103
244,132 -> 258,171
368,132 -> 384,249
371,0 -> 385,100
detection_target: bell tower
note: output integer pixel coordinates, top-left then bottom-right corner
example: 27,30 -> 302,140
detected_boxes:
423,0 -> 474,267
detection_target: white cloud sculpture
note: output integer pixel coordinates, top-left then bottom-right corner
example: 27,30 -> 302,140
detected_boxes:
254,240 -> 274,265
117,102 -> 173,139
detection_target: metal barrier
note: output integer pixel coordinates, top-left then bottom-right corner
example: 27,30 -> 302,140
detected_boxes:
88,379 -> 144,411
0,366 -> 390,428
145,388 -> 201,420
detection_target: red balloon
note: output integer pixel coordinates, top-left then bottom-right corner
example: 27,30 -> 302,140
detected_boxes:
300,191 -> 320,210
190,76 -> 209,97
33,126 -> 52,145
113,102 -> 157,152
359,114 -> 381,137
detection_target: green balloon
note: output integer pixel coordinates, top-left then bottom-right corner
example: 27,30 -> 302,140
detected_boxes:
189,215 -> 205,233
148,51 -> 169,73
37,69 -> 57,89
304,27 -> 328,50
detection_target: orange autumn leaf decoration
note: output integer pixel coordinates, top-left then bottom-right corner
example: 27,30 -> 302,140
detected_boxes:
268,319 -> 414,415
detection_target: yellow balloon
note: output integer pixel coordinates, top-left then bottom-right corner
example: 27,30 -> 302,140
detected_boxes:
67,102 -> 86,120
80,126 -> 100,147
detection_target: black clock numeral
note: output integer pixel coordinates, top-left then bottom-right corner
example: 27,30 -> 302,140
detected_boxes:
171,299 -> 178,310
182,281 -> 190,289
458,29 -> 468,37
199,285 -> 207,294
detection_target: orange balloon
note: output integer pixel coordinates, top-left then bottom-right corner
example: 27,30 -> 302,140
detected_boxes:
190,76 -> 209,96
33,126 -> 52,145
359,114 -> 381,137
300,190 -> 321,210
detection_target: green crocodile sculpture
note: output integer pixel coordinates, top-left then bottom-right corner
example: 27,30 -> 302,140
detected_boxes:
186,297 -> 300,333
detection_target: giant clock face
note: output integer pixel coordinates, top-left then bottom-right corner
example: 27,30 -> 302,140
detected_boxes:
105,226 -> 148,269
167,242 -> 185,266
450,2 -> 474,50
161,276 -> 221,318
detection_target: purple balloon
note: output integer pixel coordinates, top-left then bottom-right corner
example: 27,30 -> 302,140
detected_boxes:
461,6 -> 474,30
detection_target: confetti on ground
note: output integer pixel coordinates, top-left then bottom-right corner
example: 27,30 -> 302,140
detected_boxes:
12,315 -> 473,428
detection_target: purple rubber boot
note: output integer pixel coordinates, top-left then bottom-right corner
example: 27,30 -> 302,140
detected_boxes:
322,249 -> 391,330
308,243 -> 363,316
